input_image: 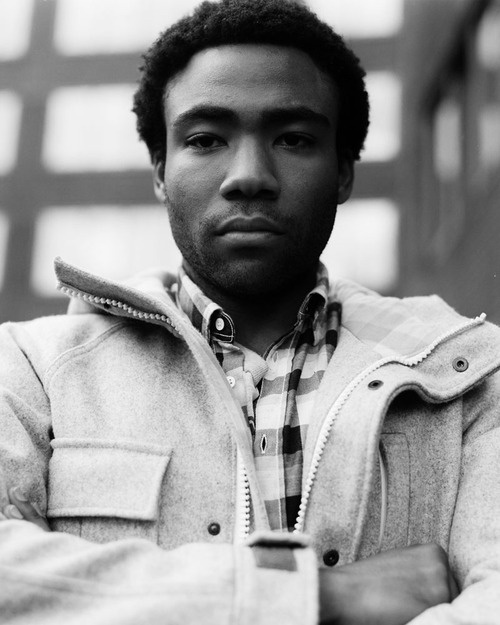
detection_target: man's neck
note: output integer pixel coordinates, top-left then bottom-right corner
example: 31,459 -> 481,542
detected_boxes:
185,266 -> 318,356
219,286 -> 312,356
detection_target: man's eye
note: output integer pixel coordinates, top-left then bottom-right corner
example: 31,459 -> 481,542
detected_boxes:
276,133 -> 313,148
185,134 -> 224,149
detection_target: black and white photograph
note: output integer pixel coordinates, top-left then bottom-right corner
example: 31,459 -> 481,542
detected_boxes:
0,0 -> 499,622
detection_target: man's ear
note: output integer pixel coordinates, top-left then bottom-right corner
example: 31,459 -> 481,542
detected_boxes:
153,158 -> 166,204
337,150 -> 355,205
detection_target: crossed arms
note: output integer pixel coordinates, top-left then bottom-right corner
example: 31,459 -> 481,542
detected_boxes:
0,483 -> 463,625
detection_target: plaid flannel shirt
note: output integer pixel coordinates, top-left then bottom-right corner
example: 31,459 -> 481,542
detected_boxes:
173,264 -> 340,531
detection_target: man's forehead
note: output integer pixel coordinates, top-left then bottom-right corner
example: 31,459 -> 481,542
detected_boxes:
164,44 -> 338,123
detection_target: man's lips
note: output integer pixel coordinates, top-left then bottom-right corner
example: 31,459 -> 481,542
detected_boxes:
216,216 -> 284,235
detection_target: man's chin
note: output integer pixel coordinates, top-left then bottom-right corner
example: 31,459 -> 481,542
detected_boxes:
208,261 -> 315,301
182,248 -> 319,301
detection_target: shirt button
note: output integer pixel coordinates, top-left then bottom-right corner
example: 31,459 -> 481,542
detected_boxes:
208,522 -> 221,536
215,317 -> 225,331
260,434 -> 268,454
227,375 -> 236,388
323,549 -> 339,566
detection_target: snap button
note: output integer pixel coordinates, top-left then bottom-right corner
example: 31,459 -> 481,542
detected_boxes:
208,522 -> 221,536
323,549 -> 339,566
227,375 -> 236,388
215,317 -> 225,331
452,357 -> 469,372
368,379 -> 383,390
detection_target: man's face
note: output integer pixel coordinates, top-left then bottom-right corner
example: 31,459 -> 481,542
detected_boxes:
155,44 -> 353,299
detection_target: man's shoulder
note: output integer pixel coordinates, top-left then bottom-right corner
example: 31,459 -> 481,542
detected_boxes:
331,277 -> 500,359
0,313 -> 129,372
332,278 -> 463,324
3,259 -> 183,356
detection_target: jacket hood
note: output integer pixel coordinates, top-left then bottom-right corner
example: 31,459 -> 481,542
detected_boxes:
54,257 -> 486,361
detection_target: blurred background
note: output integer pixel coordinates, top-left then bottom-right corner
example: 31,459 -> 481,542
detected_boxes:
0,0 -> 499,323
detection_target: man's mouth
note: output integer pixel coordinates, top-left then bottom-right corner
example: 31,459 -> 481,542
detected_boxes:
216,216 -> 284,235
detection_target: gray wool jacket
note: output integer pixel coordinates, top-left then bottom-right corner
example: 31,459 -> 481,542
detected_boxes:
0,257 -> 499,624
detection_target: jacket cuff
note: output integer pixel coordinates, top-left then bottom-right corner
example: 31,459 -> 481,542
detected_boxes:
236,531 -> 318,625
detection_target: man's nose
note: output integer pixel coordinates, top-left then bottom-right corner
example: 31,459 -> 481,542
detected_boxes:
219,139 -> 279,199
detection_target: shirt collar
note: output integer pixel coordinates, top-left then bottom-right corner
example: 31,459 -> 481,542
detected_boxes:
174,267 -> 234,343
295,262 -> 329,332
175,263 -> 329,345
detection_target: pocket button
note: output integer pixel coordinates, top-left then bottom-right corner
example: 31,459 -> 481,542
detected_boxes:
323,549 -> 339,566
208,522 -> 221,536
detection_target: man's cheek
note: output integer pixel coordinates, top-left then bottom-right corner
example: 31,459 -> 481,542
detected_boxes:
164,178 -> 188,206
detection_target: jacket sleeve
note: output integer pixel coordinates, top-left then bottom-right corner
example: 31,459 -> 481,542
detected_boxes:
408,376 -> 500,625
0,324 -> 318,625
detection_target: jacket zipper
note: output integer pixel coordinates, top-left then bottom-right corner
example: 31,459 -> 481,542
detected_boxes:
293,313 -> 487,534
235,451 -> 251,541
58,286 -> 183,332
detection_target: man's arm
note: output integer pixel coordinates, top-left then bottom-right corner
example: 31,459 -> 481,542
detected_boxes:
3,490 -> 459,625
364,380 -> 500,625
0,471 -> 319,625
0,516 -> 321,624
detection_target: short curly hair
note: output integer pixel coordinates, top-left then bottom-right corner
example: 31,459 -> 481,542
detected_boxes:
133,0 -> 369,164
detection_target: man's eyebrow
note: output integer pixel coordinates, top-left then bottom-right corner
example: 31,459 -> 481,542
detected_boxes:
171,105 -> 238,130
262,106 -> 331,128
170,105 -> 331,129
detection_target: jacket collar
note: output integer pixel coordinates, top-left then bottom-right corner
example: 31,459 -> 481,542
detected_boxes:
55,257 -> 500,383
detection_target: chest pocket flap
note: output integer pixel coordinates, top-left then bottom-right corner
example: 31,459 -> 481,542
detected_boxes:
47,438 -> 171,521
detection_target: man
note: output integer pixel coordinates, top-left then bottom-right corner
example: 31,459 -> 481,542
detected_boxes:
0,0 -> 499,623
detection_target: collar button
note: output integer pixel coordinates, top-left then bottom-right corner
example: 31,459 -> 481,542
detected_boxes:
215,317 -> 225,331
